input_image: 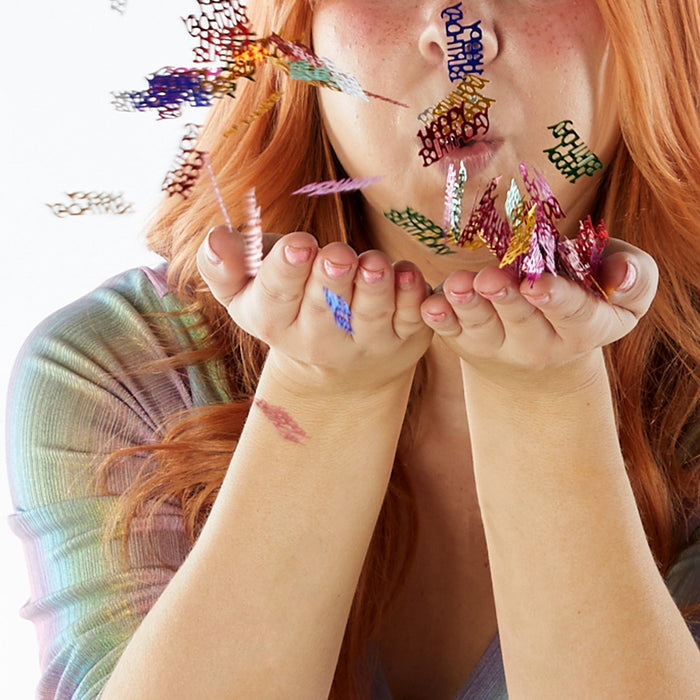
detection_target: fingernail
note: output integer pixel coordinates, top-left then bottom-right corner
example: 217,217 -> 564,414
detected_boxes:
616,261 -> 637,293
284,245 -> 312,265
478,288 -> 507,301
323,259 -> 352,278
204,229 -> 223,265
359,266 -> 385,284
448,289 -> 474,304
522,292 -> 550,305
425,311 -> 446,323
396,270 -> 416,290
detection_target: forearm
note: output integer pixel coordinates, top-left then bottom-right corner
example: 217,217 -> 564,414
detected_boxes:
102,358 -> 415,699
462,350 -> 700,698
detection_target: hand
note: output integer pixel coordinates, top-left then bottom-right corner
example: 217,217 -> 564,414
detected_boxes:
420,239 -> 658,385
196,226 -> 432,393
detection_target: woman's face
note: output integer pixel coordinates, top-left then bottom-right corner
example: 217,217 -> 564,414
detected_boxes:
312,0 -> 620,275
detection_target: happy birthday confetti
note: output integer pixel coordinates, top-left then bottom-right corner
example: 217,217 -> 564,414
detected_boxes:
457,177 -> 509,255
384,207 -> 454,255
323,287 -> 354,334
443,161 -> 468,242
45,191 -> 134,217
292,176 -> 382,197
254,398 -> 308,444
224,91 -> 283,134
417,105 -> 490,167
544,120 -> 604,183
110,0 -> 126,14
183,0 -> 252,63
241,188 -> 264,277
162,123 -> 206,198
418,75 -> 494,125
441,3 -> 485,81
202,152 -> 233,230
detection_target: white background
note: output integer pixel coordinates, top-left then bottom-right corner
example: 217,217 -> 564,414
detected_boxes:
1,1 -> 210,696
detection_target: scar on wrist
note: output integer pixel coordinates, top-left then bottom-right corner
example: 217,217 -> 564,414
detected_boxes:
254,398 -> 308,444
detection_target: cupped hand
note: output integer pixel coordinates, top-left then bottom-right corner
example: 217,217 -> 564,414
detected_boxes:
196,226 -> 433,392
420,239 -> 658,383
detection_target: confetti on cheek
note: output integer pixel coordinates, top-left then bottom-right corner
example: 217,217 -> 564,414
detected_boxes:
292,176 -> 383,196
323,287 -> 354,334
443,161 -> 468,242
441,3 -> 485,81
544,120 -> 604,183
241,188 -> 264,277
384,208 -> 454,256
45,192 -> 134,217
254,398 -> 308,444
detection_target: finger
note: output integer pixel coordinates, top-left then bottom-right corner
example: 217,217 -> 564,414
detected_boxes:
228,231 -> 319,339
197,226 -> 249,307
348,250 -> 396,338
393,260 -> 430,341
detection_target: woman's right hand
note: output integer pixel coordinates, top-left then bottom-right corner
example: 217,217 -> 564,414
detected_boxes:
196,225 -> 433,393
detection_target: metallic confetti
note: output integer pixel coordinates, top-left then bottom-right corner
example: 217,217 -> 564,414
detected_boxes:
292,175 -> 382,197
254,398 -> 308,444
384,207 -> 454,255
162,123 -> 206,198
443,161 -> 468,242
458,176 -> 509,255
544,120 -> 604,183
417,105 -> 490,167
45,191 -> 134,217
241,188 -> 264,277
441,4 -> 485,81
110,0 -> 126,14
323,287 -> 354,334
183,0 -> 252,63
223,91 -> 283,134
417,75 -> 494,124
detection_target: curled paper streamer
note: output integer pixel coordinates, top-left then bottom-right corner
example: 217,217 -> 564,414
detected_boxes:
45,191 -> 134,217
241,188 -> 264,277
441,4 -> 485,80
292,176 -> 382,196
254,398 -> 308,444
384,207 -> 454,256
323,287 -> 354,334
544,120 -> 604,183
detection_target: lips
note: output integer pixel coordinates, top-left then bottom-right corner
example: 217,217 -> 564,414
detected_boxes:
438,138 -> 502,177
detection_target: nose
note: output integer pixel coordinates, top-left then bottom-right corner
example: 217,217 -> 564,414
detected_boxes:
418,3 -> 497,80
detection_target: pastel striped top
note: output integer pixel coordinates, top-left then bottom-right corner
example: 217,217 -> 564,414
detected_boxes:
6,266 -> 700,699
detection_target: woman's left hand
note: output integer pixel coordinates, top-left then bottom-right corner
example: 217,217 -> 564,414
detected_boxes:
420,239 -> 658,382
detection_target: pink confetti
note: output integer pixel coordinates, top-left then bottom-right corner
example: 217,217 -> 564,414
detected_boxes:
254,398 -> 308,444
292,176 -> 382,196
242,188 -> 263,277
202,152 -> 233,230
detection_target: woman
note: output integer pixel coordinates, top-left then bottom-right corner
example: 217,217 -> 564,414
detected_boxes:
8,0 -> 700,697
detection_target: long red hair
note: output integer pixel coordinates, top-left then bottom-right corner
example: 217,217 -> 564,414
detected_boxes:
100,1 -> 700,696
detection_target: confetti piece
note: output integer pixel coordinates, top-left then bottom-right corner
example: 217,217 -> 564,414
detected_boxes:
110,0 -> 126,14
254,398 -> 308,444
544,120 -> 604,183
241,188 -> 263,277
441,4 -> 485,80
323,287 -> 354,334
417,75 -> 494,124
162,123 -> 206,199
183,0 -> 252,63
224,91 -> 283,134
45,191 -> 134,217
384,207 -> 454,255
417,105 -> 490,167
202,152 -> 233,231
443,161 -> 467,242
458,176 -> 509,255
292,176 -> 382,196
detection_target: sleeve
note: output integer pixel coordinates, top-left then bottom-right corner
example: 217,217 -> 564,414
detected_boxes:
6,270 -> 198,699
